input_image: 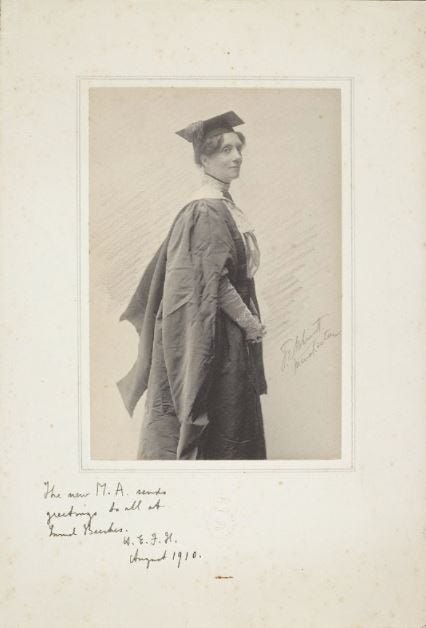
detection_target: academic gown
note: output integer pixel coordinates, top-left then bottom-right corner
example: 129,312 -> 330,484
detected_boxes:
117,198 -> 267,460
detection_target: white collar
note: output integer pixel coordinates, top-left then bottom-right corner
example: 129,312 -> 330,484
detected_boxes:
185,174 -> 256,235
201,172 -> 231,195
187,172 -> 232,202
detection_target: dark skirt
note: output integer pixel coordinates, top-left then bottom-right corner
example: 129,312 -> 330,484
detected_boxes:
137,306 -> 266,460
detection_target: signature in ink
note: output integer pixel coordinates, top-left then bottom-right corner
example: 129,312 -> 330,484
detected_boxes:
280,314 -> 340,374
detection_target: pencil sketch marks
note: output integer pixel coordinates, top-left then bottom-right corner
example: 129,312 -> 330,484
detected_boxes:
280,314 -> 341,375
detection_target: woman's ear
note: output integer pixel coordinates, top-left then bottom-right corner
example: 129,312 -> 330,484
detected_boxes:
200,154 -> 209,169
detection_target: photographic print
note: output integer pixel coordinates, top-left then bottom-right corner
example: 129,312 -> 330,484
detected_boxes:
3,3 -> 425,627
85,80 -> 350,464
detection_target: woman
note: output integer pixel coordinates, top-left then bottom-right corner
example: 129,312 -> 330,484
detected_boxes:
117,111 -> 268,460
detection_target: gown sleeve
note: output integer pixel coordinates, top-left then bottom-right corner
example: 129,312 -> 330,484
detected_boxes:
161,199 -> 237,458
217,274 -> 261,335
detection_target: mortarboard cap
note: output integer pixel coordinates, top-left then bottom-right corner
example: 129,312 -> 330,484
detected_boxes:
176,111 -> 244,147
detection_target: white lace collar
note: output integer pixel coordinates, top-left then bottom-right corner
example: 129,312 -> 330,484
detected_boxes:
185,173 -> 254,232
187,172 -> 231,202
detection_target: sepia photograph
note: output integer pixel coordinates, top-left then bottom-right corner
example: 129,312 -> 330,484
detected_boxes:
85,81 -> 349,464
3,2 -> 425,627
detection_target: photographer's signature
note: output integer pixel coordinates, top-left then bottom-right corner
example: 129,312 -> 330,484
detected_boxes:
280,314 -> 340,374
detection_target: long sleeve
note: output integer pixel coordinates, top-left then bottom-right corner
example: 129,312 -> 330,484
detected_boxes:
217,274 -> 261,334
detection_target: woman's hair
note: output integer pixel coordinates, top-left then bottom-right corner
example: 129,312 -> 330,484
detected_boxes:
194,131 -> 246,166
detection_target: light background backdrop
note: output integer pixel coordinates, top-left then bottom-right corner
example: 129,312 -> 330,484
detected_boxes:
89,87 -> 342,460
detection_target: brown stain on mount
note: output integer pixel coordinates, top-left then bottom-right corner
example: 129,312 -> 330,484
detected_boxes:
215,575 -> 234,580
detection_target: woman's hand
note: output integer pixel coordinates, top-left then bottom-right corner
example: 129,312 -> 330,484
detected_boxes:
245,317 -> 267,343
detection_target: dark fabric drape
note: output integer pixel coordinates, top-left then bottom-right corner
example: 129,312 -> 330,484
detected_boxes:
117,199 -> 267,459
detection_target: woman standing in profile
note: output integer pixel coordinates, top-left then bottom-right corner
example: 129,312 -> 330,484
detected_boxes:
118,111 -> 268,460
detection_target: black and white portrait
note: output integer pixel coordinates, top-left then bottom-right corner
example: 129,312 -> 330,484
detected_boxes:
85,81 -> 350,465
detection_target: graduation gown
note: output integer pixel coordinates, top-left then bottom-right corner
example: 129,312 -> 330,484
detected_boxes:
117,198 -> 267,460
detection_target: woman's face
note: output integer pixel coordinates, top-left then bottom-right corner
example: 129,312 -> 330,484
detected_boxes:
201,132 -> 244,183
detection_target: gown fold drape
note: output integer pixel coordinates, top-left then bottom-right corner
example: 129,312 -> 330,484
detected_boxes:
117,198 -> 267,460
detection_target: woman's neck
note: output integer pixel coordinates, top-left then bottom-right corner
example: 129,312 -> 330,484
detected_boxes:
202,171 -> 231,193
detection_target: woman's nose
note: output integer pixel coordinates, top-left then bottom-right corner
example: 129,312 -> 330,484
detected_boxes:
232,150 -> 242,163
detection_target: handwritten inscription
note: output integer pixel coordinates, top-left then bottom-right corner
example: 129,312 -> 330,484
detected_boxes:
43,481 -> 202,569
280,314 -> 340,374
